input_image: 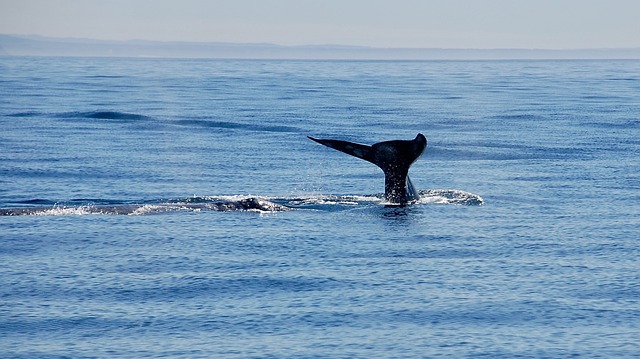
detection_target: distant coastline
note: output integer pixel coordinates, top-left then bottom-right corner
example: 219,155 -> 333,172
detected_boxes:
1,34 -> 640,60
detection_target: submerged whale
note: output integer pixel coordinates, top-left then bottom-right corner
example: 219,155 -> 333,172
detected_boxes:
308,133 -> 427,205
0,197 -> 290,216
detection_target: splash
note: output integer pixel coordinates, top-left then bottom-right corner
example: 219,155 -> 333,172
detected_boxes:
418,189 -> 484,206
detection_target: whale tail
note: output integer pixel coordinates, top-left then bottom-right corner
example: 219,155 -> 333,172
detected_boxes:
308,133 -> 427,204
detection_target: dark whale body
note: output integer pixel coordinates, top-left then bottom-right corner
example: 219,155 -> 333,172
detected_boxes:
308,133 -> 427,205
0,197 -> 288,216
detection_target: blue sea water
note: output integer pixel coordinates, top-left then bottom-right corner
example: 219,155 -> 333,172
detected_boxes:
1,56 -> 639,358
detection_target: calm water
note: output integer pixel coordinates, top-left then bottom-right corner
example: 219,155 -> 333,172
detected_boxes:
1,57 -> 639,358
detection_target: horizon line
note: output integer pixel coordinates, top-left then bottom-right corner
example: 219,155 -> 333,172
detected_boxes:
3,33 -> 640,52
3,33 -> 640,61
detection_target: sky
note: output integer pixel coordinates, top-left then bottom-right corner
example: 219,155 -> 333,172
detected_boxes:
1,0 -> 639,49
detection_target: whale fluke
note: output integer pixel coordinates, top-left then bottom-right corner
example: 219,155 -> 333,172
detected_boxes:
308,133 -> 427,204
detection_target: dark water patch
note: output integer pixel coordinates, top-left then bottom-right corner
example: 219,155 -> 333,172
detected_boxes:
581,95 -> 621,100
4,166 -> 137,181
0,316 -> 130,335
432,142 -> 592,161
112,276 -> 340,301
582,119 -> 640,129
4,111 -> 43,118
487,113 -> 547,121
175,119 -> 300,133
573,282 -> 640,302
362,246 -> 485,260
83,75 -> 129,79
56,111 -> 153,122
429,147 -> 535,161
486,142 -> 593,158
8,198 -> 57,206
606,76 -> 639,82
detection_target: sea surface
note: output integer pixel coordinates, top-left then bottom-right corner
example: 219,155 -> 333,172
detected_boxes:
1,57 -> 639,358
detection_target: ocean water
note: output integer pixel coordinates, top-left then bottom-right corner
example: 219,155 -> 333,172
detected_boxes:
1,57 -> 639,358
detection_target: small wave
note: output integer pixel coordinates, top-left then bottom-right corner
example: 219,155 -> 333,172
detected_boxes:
5,111 -> 43,118
583,119 -> 640,129
175,119 -> 300,133
57,111 -> 153,121
488,114 -> 545,121
4,111 -> 153,122
83,75 -> 128,79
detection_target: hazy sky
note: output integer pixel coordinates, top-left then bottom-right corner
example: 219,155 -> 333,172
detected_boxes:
1,0 -> 639,49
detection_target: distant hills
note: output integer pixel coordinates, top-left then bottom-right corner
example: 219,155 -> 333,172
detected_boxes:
1,34 -> 640,60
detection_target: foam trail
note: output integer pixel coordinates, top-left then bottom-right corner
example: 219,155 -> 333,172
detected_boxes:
0,191 -> 482,216
418,189 -> 484,206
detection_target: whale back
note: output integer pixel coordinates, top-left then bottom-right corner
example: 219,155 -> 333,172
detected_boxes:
308,133 -> 427,204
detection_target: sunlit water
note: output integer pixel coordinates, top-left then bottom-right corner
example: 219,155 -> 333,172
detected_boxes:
1,57 -> 639,358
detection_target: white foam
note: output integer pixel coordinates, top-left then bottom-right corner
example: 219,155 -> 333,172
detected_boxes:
129,204 -> 165,215
418,189 -> 484,206
34,205 -> 96,216
286,194 -> 382,207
